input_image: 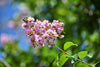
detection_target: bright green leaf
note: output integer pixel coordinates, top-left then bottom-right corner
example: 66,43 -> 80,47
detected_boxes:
59,53 -> 68,67
64,42 -> 78,50
78,51 -> 88,59
53,53 -> 68,67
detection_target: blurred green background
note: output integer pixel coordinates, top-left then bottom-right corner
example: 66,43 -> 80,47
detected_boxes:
0,0 -> 100,67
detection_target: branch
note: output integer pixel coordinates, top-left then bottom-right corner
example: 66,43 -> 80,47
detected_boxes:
54,45 -> 93,67
0,58 -> 11,67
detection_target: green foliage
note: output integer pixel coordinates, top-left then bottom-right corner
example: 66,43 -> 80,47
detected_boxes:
71,54 -> 78,61
1,0 -> 100,67
0,62 -> 5,67
75,62 -> 88,67
59,53 -> 68,67
64,42 -> 77,50
53,53 -> 68,67
78,51 -> 88,59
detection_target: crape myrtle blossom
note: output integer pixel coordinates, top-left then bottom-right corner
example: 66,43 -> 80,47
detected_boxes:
22,17 -> 64,47
0,33 -> 14,45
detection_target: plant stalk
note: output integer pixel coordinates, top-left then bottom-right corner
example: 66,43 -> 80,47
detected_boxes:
54,45 -> 93,67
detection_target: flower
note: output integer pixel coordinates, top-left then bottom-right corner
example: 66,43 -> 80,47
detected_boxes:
0,33 -> 14,45
22,23 -> 29,29
27,17 -> 35,22
22,17 -> 64,47
59,35 -> 64,39
8,20 -> 16,28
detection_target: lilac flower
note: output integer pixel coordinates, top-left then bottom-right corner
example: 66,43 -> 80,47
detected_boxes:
43,43 -> 46,47
22,17 -> 64,47
57,27 -> 64,34
27,17 -> 35,22
49,39 -> 54,45
8,20 -> 16,28
52,20 -> 58,28
22,23 -> 29,29
25,29 -> 34,36
30,35 -> 35,42
0,33 -> 14,45
59,35 -> 64,39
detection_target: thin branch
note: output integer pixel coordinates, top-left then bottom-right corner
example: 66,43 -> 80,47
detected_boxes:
54,45 -> 71,56
54,45 -> 93,67
0,58 -> 11,67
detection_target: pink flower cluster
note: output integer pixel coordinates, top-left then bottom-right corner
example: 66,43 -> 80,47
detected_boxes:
22,17 -> 64,47
1,33 -> 14,45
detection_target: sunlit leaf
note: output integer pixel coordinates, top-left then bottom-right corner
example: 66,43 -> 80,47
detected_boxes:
78,51 -> 88,59
64,42 -> 78,50
59,53 -> 68,67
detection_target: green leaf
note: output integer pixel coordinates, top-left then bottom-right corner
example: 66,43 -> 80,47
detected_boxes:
64,42 -> 78,50
71,54 -> 78,61
57,55 -> 60,67
78,51 -> 88,59
53,53 -> 68,67
59,53 -> 68,67
87,53 -> 93,58
91,64 -> 96,67
53,58 -> 57,67
53,54 -> 59,67
75,62 -> 88,67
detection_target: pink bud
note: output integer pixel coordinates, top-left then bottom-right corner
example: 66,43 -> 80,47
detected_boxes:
59,35 -> 64,39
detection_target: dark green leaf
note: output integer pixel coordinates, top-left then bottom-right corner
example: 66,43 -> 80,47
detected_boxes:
75,62 -> 88,67
71,54 -> 78,61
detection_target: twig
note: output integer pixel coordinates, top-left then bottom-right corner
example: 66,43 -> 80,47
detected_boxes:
0,58 -> 11,67
54,45 -> 93,67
